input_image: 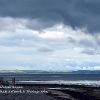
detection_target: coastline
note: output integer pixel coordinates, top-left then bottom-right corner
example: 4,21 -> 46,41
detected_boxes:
0,82 -> 100,100
16,80 -> 100,87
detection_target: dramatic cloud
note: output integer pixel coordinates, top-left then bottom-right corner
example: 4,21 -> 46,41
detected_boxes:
0,0 -> 100,32
0,0 -> 100,70
0,17 -> 99,70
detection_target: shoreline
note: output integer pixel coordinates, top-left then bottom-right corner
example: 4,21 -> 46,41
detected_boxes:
15,80 -> 100,87
0,77 -> 100,99
0,83 -> 99,100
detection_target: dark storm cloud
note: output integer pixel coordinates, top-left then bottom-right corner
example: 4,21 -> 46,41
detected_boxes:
0,0 -> 100,32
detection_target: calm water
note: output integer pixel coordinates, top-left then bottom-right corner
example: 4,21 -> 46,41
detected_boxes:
0,74 -> 100,81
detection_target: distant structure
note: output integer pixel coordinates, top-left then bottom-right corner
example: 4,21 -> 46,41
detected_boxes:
0,77 -> 9,86
0,77 -> 4,85
0,77 -> 16,86
12,77 -> 16,86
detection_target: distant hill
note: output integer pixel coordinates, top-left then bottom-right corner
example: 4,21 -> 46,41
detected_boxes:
0,70 -> 100,74
69,70 -> 100,74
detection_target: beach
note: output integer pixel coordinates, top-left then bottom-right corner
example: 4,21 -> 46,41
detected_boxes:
0,73 -> 100,100
0,82 -> 100,100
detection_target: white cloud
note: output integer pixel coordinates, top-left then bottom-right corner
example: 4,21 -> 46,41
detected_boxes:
39,24 -> 65,39
0,17 -> 99,70
94,66 -> 100,70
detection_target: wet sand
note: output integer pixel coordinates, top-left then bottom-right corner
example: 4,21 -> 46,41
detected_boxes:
0,93 -> 56,100
0,83 -> 100,100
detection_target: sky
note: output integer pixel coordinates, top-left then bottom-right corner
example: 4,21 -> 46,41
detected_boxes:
0,0 -> 100,71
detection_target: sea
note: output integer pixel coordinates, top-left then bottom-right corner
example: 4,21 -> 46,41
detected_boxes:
0,73 -> 100,86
